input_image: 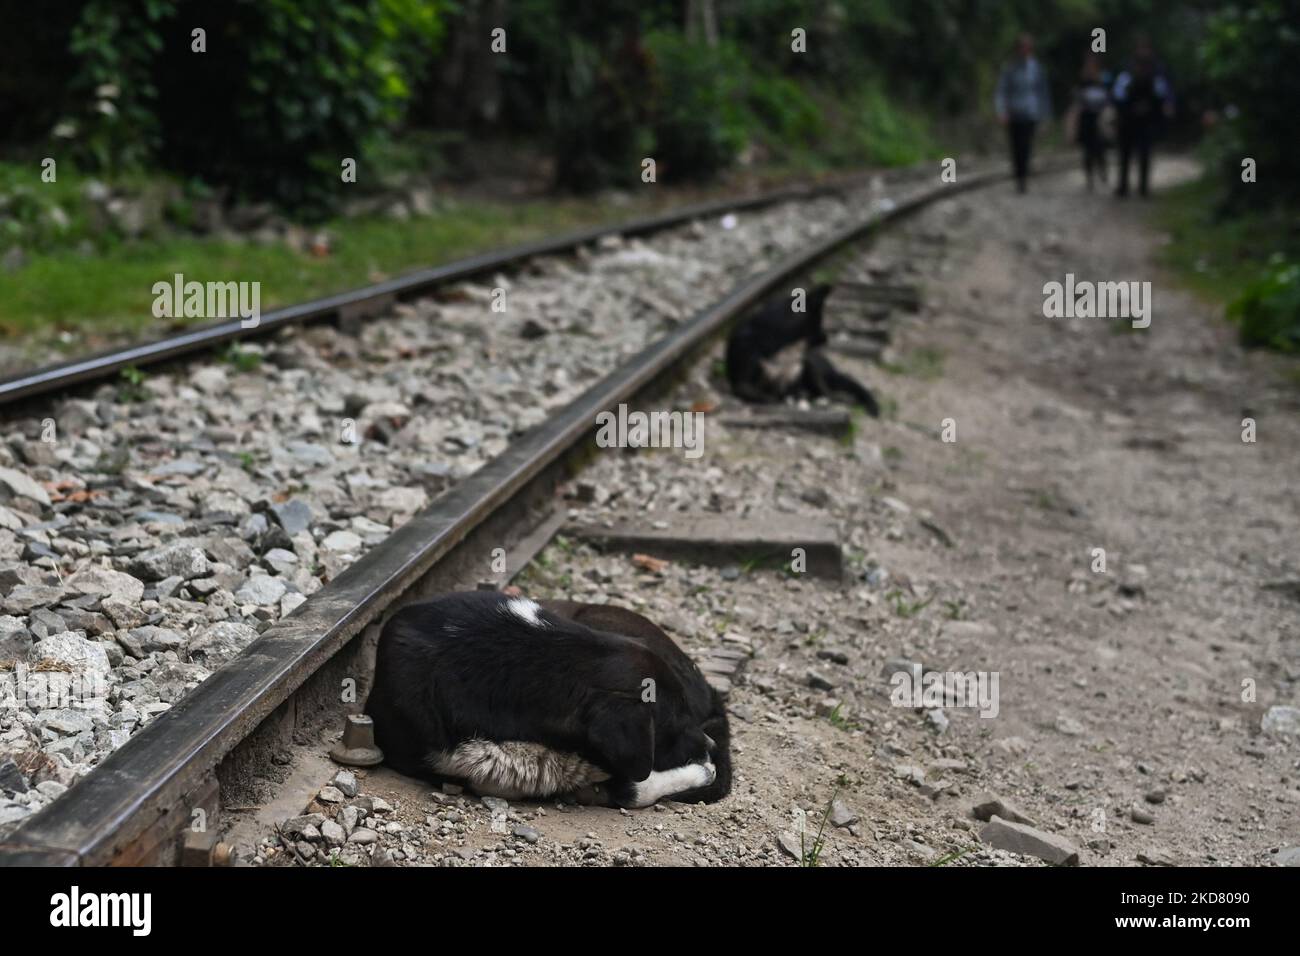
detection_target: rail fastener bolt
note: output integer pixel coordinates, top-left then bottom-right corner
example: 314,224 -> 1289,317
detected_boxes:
329,713 -> 385,767
182,829 -> 235,867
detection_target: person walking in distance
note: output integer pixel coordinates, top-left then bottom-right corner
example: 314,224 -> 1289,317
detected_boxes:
1071,53 -> 1112,192
994,33 -> 1052,193
1112,38 -> 1174,198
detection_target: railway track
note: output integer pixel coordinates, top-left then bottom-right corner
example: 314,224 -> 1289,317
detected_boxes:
0,158 -> 1061,865
0,170 -> 889,408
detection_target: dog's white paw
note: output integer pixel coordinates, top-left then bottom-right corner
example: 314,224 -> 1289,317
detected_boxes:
628,761 -> 716,807
691,761 -> 717,788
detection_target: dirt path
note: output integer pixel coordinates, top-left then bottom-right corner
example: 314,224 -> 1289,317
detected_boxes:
826,156 -> 1300,866
249,158 -> 1300,867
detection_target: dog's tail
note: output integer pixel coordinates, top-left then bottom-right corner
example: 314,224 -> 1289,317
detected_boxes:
800,349 -> 881,417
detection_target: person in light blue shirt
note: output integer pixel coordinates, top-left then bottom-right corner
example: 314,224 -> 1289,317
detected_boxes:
994,33 -> 1053,193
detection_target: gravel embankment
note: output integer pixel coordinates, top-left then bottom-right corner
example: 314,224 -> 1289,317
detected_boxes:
251,162 -> 1299,867
0,177 -> 916,832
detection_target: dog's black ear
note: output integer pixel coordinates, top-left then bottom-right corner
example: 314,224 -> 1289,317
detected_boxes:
588,700 -> 654,782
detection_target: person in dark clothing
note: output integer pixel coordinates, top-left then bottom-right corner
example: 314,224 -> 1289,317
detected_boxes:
994,33 -> 1052,193
1072,54 -> 1112,191
1112,39 -> 1174,198
1007,121 -> 1036,192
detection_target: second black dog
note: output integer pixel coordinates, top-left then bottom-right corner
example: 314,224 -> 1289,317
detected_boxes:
725,282 -> 880,416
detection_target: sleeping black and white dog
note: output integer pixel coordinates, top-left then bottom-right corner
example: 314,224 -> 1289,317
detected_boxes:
365,590 -> 731,808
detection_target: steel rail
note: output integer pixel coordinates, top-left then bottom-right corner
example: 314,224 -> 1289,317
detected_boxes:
0,159 -> 1061,865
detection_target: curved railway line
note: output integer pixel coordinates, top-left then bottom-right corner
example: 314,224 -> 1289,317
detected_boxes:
0,171 -> 880,408
0,158 -> 1064,865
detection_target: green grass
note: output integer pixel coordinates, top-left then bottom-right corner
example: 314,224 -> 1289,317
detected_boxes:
1158,175 -> 1300,355
0,161 -> 163,252
799,793 -> 838,867
841,408 -> 863,447
882,346 -> 945,380
929,846 -> 975,867
1,78 -> 954,346
737,75 -> 941,173
888,590 -> 933,619
0,194 -> 625,339
826,703 -> 857,732
1155,176 -> 1298,305
0,92 -> 951,346
115,365 -> 150,403
820,85 -> 939,168
221,343 -> 263,372
0,105 -> 946,348
738,550 -> 797,575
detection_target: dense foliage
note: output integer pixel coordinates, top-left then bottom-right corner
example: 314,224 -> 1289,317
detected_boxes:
3,0 -> 1295,351
1198,1 -> 1300,349
1229,258 -> 1300,352
1200,1 -> 1300,203
0,1 -> 1290,217
35,0 -> 444,213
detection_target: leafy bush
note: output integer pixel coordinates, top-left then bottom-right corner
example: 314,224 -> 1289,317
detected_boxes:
0,160 -> 130,252
1228,256 -> 1300,351
1201,0 -> 1300,203
65,0 -> 173,171
644,33 -> 749,182
497,0 -> 656,191
58,0 -> 444,213
744,72 -> 826,148
821,85 -> 937,167
547,33 -> 653,192
0,1 -> 80,143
